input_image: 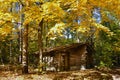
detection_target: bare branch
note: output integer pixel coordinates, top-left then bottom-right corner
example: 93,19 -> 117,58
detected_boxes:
18,0 -> 25,6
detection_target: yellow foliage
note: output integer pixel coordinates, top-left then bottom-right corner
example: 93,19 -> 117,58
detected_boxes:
47,22 -> 65,39
0,12 -> 13,21
77,26 -> 89,33
2,26 -> 12,34
42,2 -> 65,21
92,22 -> 114,36
0,0 -> 120,41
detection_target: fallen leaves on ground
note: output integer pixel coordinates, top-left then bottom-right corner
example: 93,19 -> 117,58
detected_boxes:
1,65 -> 120,80
0,69 -> 113,80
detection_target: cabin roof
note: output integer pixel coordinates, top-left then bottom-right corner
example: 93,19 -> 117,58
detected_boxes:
34,42 -> 94,56
43,43 -> 88,56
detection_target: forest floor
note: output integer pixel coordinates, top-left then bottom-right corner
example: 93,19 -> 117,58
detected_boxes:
0,65 -> 120,80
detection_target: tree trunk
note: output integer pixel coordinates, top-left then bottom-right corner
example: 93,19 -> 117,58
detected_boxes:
22,24 -> 28,74
18,26 -> 23,63
9,40 -> 12,64
18,4 -> 23,64
38,19 -> 43,72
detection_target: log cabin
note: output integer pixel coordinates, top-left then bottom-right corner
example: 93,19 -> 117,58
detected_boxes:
42,43 -> 94,71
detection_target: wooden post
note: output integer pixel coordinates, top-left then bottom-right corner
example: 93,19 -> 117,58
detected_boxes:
58,53 -> 61,71
66,52 -> 70,71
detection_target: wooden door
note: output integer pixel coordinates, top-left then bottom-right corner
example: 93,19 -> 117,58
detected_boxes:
61,53 -> 69,71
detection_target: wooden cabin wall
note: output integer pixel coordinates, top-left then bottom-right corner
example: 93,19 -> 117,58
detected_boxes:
43,56 -> 56,71
53,53 -> 61,71
43,52 -> 68,71
43,44 -> 93,71
51,45 -> 88,71
54,52 -> 70,71
69,45 -> 87,70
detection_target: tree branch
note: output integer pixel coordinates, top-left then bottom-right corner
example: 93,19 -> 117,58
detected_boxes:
18,0 -> 25,6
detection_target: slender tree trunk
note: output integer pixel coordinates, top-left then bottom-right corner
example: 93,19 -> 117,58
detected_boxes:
22,24 -> 28,74
38,19 -> 43,72
18,26 -> 23,63
9,40 -> 12,64
19,4 -> 23,64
